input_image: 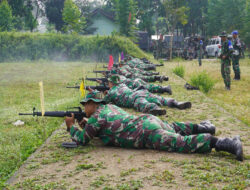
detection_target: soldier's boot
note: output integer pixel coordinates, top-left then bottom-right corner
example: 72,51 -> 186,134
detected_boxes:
155,63 -> 164,67
215,136 -> 243,161
225,86 -> 230,90
149,108 -> 166,116
234,73 -> 240,80
194,120 -> 216,135
152,72 -> 160,75
172,100 -> 192,110
159,76 -> 169,83
163,85 -> 172,95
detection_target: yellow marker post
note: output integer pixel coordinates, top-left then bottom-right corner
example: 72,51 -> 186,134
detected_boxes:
39,81 -> 45,116
119,54 -> 121,63
80,79 -> 86,98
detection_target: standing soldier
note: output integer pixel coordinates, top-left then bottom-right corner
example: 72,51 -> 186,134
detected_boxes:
231,30 -> 241,80
196,36 -> 203,66
219,31 -> 234,90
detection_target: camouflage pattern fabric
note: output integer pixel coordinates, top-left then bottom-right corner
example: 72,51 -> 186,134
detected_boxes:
231,37 -> 241,78
120,76 -> 165,93
70,104 -> 212,153
221,40 -> 233,88
103,84 -> 174,113
111,67 -> 157,82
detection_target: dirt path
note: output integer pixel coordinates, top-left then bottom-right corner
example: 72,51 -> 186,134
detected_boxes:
6,62 -> 250,190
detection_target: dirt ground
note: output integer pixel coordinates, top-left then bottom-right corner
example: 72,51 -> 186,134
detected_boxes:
6,60 -> 250,190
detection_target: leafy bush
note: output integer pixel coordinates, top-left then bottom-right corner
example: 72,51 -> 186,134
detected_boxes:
190,71 -> 215,93
172,65 -> 185,78
0,32 -> 149,62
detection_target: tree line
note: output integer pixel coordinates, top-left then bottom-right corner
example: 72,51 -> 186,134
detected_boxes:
0,0 -> 249,44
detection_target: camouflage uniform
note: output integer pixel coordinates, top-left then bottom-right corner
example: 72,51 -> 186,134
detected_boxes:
196,39 -> 203,66
112,67 -> 158,83
103,84 -> 175,113
70,104 -> 212,153
231,37 -> 241,79
120,76 -> 167,94
220,39 -> 233,88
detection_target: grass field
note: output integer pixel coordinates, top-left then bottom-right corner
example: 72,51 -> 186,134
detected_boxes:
1,59 -> 250,190
166,57 -> 250,126
0,61 -> 99,187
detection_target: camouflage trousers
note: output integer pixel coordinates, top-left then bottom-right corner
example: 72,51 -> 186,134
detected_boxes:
221,59 -> 231,88
142,117 -> 212,153
232,56 -> 240,78
134,94 -> 174,113
135,75 -> 156,82
127,79 -> 165,93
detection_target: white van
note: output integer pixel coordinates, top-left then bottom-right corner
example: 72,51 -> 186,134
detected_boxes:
205,36 -> 221,58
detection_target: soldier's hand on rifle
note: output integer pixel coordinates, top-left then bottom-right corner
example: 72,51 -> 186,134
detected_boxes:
96,80 -> 102,84
65,113 -> 75,131
103,90 -> 108,95
78,118 -> 88,129
87,87 -> 94,93
222,55 -> 226,60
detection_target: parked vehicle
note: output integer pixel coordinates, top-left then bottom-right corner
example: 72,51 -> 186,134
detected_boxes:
205,36 -> 221,58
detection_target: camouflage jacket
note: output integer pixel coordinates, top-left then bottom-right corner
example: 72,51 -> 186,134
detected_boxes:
232,37 -> 241,56
103,84 -> 148,107
221,40 -> 233,59
70,104 -> 171,147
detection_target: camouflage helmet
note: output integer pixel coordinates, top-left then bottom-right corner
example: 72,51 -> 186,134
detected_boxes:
80,90 -> 105,105
219,31 -> 227,37
108,75 -> 120,85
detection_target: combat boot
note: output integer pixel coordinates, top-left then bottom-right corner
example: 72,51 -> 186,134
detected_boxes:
225,86 -> 230,90
172,100 -> 192,110
152,72 -> 160,75
194,120 -> 216,135
149,108 -> 166,116
215,136 -> 243,161
160,76 -> 169,83
155,76 -> 161,81
163,85 -> 172,95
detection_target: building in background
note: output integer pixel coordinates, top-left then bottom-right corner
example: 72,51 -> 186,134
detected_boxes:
88,8 -> 120,36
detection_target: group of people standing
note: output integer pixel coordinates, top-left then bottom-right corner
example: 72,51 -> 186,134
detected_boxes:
219,30 -> 242,90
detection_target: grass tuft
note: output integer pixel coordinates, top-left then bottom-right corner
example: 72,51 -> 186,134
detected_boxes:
190,71 -> 215,93
172,65 -> 185,78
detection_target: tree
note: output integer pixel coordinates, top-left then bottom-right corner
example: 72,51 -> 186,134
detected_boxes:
45,0 -> 65,31
113,0 -> 138,40
0,0 -> 13,31
62,0 -> 86,34
8,0 -> 38,31
162,0 -> 189,59
183,0 -> 208,37
206,0 -> 246,36
136,0 -> 159,36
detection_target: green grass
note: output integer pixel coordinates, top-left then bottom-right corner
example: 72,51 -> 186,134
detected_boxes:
164,57 -> 250,126
2,57 -> 250,190
190,71 -> 215,93
172,65 -> 185,78
0,61 -> 99,187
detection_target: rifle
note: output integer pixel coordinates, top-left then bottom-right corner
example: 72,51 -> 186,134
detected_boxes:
19,107 -> 86,122
86,77 -> 108,83
66,85 -> 110,92
93,70 -> 111,74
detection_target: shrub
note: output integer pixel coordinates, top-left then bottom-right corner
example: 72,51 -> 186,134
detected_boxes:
0,32 -> 149,62
172,65 -> 185,78
190,71 -> 215,93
